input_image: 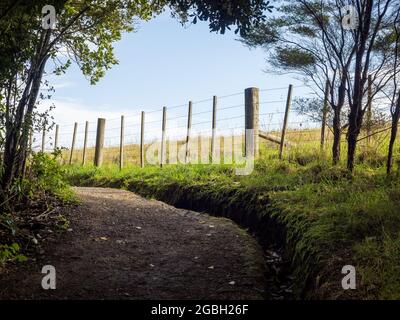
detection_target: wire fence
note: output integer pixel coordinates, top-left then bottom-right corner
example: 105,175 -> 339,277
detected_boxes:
32,84 -> 396,167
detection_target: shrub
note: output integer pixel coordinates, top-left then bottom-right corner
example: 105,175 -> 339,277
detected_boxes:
25,150 -> 74,203
0,243 -> 27,267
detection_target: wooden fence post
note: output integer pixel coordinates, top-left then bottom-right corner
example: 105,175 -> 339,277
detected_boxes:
54,124 -> 59,151
119,115 -> 124,170
41,125 -> 46,153
140,112 -> 145,168
69,122 -> 78,165
244,88 -> 259,158
94,118 -> 106,167
160,107 -> 167,167
82,121 -> 89,165
185,101 -> 193,164
366,75 -> 373,146
211,95 -> 217,163
321,81 -> 329,150
279,85 -> 293,160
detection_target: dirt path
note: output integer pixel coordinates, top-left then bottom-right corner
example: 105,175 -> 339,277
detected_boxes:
0,187 -> 266,300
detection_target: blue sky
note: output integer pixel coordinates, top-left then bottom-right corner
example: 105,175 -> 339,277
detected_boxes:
40,11 -> 311,150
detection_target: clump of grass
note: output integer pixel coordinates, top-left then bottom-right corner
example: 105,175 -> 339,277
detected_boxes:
354,231 -> 400,300
0,243 -> 27,267
357,148 -> 387,168
287,150 -> 321,166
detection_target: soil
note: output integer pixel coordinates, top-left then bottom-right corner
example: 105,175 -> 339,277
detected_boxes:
0,187 -> 267,300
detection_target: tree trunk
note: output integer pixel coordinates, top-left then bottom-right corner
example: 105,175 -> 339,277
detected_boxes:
1,30 -> 50,194
1,81 -> 32,192
332,74 -> 347,166
346,0 -> 373,172
387,118 -> 398,175
387,95 -> 400,174
347,129 -> 357,173
347,106 -> 364,172
2,125 -> 21,191
332,108 -> 341,165
16,55 -> 49,177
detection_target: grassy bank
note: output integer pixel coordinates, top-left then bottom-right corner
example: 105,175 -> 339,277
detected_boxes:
65,160 -> 400,299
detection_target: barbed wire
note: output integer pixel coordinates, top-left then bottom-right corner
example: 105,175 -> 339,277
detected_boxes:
259,85 -> 307,92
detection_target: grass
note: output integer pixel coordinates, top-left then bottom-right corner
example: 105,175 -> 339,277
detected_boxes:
270,169 -> 400,299
60,124 -> 398,170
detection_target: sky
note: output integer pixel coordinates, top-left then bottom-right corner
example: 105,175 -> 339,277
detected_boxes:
39,11 -> 312,150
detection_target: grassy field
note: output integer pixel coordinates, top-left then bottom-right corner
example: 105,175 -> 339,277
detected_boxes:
62,124 -> 400,299
61,126 -> 397,168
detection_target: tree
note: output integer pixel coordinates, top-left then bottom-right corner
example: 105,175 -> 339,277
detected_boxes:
241,0 -> 360,165
241,0 -> 399,171
0,0 -> 271,199
345,0 -> 398,172
0,0 -> 69,195
383,9 -> 400,174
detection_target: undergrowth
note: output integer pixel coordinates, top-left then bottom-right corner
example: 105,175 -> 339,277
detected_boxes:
0,151 -> 75,270
0,243 -> 27,267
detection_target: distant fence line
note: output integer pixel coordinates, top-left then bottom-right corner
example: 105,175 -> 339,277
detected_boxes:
33,83 -> 387,168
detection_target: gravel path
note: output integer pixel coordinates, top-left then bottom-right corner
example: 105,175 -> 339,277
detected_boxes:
0,187 -> 266,300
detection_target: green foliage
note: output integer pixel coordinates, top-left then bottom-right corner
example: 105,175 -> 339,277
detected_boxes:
0,243 -> 27,266
56,214 -> 70,231
24,151 -> 74,203
0,151 -> 74,270
271,173 -> 400,298
0,212 -> 17,236
274,46 -> 316,69
355,231 -> 400,299
52,1 -> 156,84
169,0 -> 273,36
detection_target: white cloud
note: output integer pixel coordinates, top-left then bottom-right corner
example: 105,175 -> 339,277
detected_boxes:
35,97 -> 164,150
39,97 -> 143,126
51,81 -> 76,90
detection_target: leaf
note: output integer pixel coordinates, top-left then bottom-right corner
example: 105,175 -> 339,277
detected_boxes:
15,254 -> 28,262
11,243 -> 20,252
